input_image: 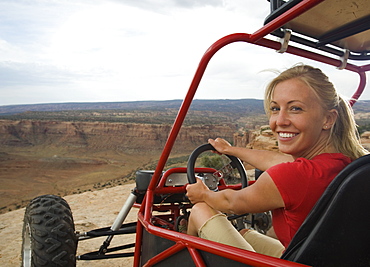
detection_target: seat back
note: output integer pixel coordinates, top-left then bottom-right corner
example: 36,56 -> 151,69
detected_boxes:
282,154 -> 370,266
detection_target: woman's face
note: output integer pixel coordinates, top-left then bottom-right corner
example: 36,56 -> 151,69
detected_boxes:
269,78 -> 332,159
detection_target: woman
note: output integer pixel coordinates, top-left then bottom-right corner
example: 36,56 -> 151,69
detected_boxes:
185,64 -> 368,257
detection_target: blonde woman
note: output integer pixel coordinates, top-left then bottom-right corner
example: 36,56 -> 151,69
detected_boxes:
185,65 -> 368,257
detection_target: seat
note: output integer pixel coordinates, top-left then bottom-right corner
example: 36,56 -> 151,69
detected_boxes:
281,154 -> 370,266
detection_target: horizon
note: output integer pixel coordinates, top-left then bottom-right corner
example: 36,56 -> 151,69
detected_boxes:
0,98 -> 265,108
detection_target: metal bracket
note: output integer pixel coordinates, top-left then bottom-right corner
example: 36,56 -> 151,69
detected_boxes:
337,49 -> 350,70
277,29 -> 292,53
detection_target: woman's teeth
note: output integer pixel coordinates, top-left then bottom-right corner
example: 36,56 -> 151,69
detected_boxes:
279,132 -> 297,138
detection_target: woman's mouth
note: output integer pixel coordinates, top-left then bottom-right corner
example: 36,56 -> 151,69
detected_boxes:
278,132 -> 298,138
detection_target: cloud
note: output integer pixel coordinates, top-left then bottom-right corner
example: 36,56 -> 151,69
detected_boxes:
0,0 -> 369,106
0,61 -> 83,86
108,0 -> 224,11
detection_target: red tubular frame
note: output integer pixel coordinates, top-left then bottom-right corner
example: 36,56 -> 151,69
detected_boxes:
134,1 -> 370,266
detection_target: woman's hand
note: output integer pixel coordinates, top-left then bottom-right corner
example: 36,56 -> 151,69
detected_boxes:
208,138 -> 232,155
186,178 -> 210,204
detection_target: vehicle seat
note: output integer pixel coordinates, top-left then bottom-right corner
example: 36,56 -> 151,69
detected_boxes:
281,154 -> 370,267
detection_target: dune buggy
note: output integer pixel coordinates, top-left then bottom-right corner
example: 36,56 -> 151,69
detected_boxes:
22,0 -> 370,266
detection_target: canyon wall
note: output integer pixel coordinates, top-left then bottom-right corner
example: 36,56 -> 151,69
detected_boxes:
0,119 -> 238,212
0,120 -> 236,153
233,126 -> 278,151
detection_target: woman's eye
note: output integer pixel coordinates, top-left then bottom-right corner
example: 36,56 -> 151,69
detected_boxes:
270,106 -> 279,112
290,106 -> 302,111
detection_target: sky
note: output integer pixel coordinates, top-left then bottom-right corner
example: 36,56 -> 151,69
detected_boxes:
1,0 -> 369,106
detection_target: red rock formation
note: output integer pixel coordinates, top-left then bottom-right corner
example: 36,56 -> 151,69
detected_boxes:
0,120 -> 237,153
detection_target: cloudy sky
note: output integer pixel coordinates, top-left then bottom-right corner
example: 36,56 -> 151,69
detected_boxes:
1,0 -> 369,106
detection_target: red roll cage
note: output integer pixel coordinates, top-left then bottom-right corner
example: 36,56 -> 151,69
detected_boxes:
134,0 -> 370,266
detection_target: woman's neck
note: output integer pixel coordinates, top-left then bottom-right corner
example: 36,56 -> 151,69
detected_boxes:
295,139 -> 338,160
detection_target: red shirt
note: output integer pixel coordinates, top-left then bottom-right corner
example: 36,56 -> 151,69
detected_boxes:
266,153 -> 351,248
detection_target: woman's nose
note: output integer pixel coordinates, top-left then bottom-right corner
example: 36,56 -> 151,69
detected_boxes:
276,111 -> 290,126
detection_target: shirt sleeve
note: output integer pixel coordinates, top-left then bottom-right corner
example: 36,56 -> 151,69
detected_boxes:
267,159 -> 311,210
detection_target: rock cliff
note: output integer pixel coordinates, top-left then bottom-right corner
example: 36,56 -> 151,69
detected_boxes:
0,119 -> 237,213
2,119 -> 368,214
233,125 -> 278,150
0,120 -> 236,152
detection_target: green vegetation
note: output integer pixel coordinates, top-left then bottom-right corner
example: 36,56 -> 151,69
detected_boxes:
0,109 -> 239,126
358,124 -> 370,134
0,99 -> 268,127
200,154 -> 225,170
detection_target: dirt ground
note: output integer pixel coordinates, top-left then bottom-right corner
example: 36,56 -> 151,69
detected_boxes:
0,183 -> 138,267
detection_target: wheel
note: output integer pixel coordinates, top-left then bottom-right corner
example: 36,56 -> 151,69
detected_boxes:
253,211 -> 272,235
22,195 -> 77,267
187,143 -> 248,188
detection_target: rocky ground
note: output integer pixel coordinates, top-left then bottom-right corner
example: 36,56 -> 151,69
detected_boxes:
0,182 -> 138,267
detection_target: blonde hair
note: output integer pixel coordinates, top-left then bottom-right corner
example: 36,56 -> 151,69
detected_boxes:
264,64 -> 368,160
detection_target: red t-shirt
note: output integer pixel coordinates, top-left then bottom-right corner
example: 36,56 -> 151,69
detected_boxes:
266,153 -> 351,248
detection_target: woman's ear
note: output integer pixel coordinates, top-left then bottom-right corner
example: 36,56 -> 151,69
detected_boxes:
323,109 -> 338,130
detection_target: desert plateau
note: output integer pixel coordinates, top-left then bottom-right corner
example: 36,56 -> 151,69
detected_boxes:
1,99 -> 370,266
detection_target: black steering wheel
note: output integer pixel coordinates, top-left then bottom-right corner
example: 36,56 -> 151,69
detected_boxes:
187,143 -> 248,188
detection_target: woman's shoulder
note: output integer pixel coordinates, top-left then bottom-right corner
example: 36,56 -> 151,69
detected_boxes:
300,153 -> 352,166
268,153 -> 351,174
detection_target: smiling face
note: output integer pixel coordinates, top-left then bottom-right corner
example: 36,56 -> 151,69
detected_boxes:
269,78 -> 336,159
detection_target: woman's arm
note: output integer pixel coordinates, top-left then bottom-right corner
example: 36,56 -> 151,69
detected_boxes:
208,138 -> 293,171
186,172 -> 285,214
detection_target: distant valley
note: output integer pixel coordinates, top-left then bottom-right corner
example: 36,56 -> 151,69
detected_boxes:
2,98 -> 370,127
1,98 -> 370,214
0,99 -> 269,213
0,99 -> 266,128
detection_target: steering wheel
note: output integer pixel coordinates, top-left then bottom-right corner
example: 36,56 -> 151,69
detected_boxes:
187,143 -> 248,189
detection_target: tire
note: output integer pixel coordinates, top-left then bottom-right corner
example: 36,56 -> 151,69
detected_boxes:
22,195 -> 77,267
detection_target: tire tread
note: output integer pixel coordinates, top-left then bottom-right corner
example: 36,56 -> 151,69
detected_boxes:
22,195 -> 77,267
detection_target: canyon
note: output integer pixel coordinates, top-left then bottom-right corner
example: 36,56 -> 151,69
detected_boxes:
0,119 -> 245,213
2,99 -> 370,266
2,116 -> 370,215
0,100 -> 369,218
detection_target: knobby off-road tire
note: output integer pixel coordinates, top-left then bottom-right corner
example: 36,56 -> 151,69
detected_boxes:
22,195 -> 77,267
